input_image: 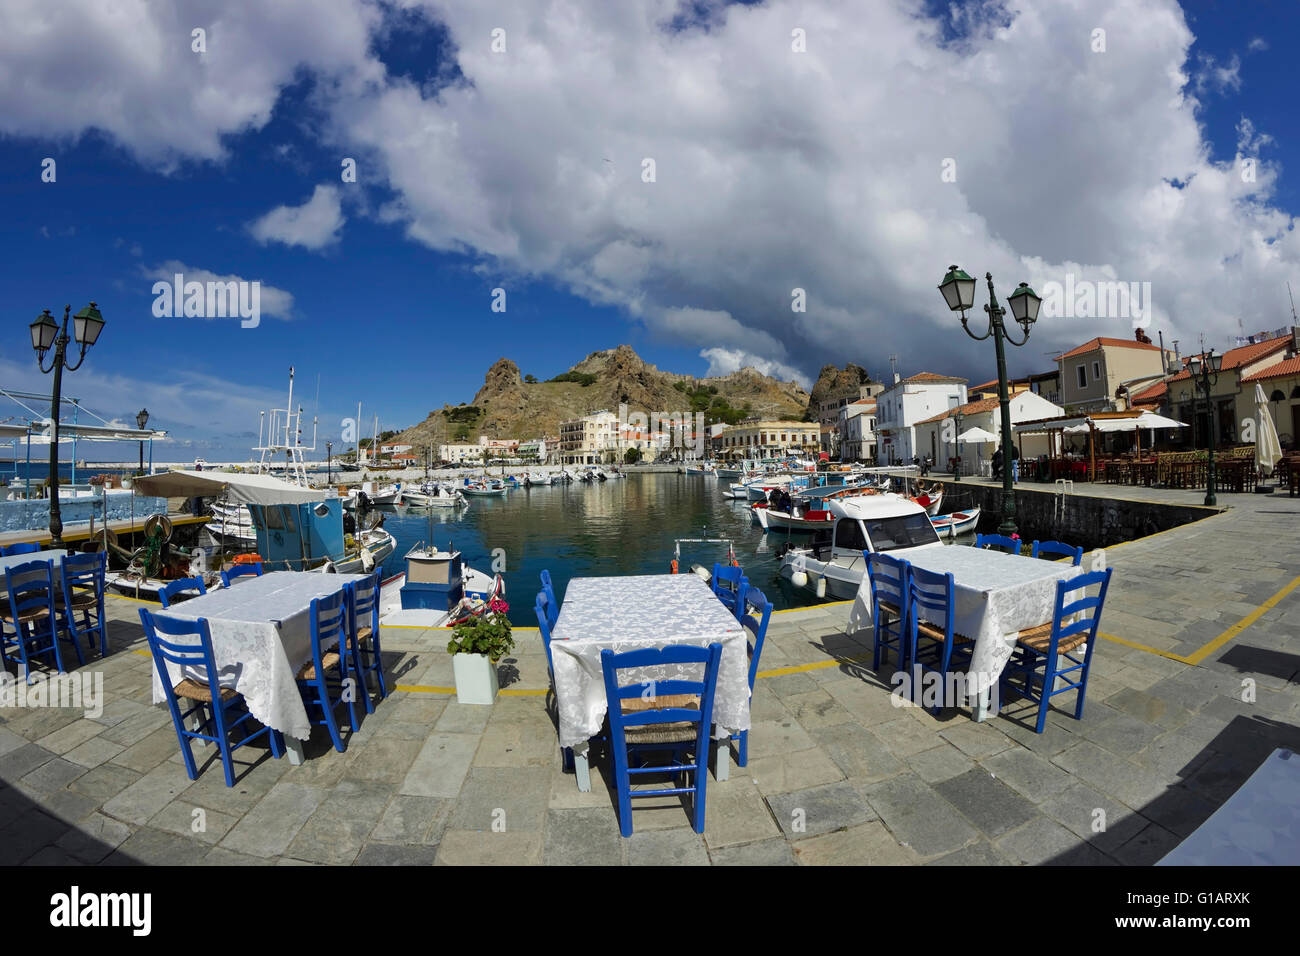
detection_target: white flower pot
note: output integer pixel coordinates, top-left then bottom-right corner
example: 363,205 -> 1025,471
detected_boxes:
452,653 -> 499,705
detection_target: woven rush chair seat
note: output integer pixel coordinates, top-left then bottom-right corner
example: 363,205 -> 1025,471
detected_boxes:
915,620 -> 972,644
620,694 -> 700,743
297,650 -> 341,681
1015,622 -> 1088,655
877,599 -> 902,619
0,604 -> 51,624
56,590 -> 97,610
354,623 -> 373,646
173,678 -> 239,703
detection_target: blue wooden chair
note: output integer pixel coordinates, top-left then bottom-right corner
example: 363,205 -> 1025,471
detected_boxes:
535,590 -> 576,773
1001,568 -> 1113,733
907,566 -> 973,714
2,559 -> 69,682
711,563 -> 748,619
976,532 -> 1019,554
139,608 -> 284,787
158,575 -> 208,609
345,571 -> 387,714
2,542 -> 40,557
1031,540 -> 1083,566
59,551 -> 109,659
295,590 -> 360,753
730,587 -> 772,767
220,562 -> 263,588
866,552 -> 911,673
539,570 -> 559,628
601,642 -> 723,837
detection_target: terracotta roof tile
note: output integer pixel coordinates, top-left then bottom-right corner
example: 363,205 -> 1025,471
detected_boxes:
1168,338 -> 1292,382
1242,356 -> 1300,384
1058,336 -> 1163,360
1129,380 -> 1167,404
915,396 -> 1000,426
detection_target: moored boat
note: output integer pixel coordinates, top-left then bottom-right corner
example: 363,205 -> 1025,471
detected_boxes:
930,507 -> 980,539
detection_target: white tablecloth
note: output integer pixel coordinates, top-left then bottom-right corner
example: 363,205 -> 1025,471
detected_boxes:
0,549 -> 71,576
847,546 -> 1080,691
150,572 -> 368,739
550,575 -> 750,749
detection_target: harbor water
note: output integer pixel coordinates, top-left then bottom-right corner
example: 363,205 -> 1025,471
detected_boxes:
374,472 -> 979,627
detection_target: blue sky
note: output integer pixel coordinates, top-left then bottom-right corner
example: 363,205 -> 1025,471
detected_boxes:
1,0 -> 1297,461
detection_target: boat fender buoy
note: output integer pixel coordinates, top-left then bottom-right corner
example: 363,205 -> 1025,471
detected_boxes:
815,576 -> 827,599
791,570 -> 809,589
670,559 -> 679,575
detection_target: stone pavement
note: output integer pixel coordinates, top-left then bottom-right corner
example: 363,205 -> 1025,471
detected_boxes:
1,490 -> 1298,865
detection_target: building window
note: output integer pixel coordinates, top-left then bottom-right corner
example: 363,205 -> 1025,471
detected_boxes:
1092,360 -> 1101,381
1076,365 -> 1087,389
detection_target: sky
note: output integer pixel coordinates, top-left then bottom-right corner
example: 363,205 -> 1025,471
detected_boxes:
1,0 -> 1298,461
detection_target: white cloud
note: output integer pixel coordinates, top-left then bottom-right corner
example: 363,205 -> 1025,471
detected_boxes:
143,260 -> 294,319
700,347 -> 807,387
3,0 -> 1299,385
248,185 -> 345,250
1247,37 -> 1268,53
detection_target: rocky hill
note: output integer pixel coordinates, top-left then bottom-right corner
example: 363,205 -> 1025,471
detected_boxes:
389,345 -> 811,450
806,363 -> 875,418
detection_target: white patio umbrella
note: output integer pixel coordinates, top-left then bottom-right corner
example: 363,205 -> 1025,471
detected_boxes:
1254,383 -> 1283,479
958,427 -> 998,475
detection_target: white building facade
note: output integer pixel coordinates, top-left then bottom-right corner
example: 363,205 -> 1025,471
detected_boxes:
874,374 -> 968,465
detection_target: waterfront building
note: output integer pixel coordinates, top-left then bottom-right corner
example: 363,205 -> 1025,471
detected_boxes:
1244,353 -> 1300,450
816,381 -> 884,428
874,373 -> 967,465
439,443 -> 482,464
837,398 -> 877,461
1167,332 -> 1297,448
719,420 -> 819,458
558,410 -> 618,464
914,390 -> 1065,475
1055,333 -> 1172,414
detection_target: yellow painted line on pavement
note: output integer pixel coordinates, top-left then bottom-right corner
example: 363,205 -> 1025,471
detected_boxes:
1183,572 -> 1300,666
1097,632 -> 1191,664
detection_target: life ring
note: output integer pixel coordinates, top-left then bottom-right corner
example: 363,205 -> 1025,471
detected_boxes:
143,512 -> 173,541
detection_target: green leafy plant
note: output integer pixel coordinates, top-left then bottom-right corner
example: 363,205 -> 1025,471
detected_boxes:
446,599 -> 514,662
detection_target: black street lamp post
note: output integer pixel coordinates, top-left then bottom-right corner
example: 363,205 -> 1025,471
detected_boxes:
136,408 -> 149,475
327,440 -> 333,484
29,303 -> 106,549
1188,348 -> 1222,507
952,409 -> 964,482
939,267 -> 1041,536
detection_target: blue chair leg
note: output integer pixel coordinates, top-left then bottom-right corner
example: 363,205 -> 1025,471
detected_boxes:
561,746 -> 574,773
737,729 -> 748,767
371,638 -> 389,700
692,743 -> 709,834
319,677 -> 346,753
171,707 -> 201,781
350,639 -> 375,715
612,744 -> 634,838
212,701 -> 239,788
269,729 -> 285,759
1036,652 -> 1057,734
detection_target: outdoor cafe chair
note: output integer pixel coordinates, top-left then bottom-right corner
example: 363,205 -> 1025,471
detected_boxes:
866,552 -> 910,673
600,642 -> 723,837
220,562 -> 264,588
296,589 -> 362,753
1031,540 -> 1083,566
907,566 -> 973,715
729,586 -> 773,767
711,563 -> 748,619
139,608 -> 284,787
1,542 -> 40,557
534,589 -> 575,773
1000,567 -> 1113,734
2,559 -> 69,682
345,571 -> 388,713
976,532 -> 1019,555
539,569 -> 559,628
59,551 -> 109,659
158,576 -> 208,609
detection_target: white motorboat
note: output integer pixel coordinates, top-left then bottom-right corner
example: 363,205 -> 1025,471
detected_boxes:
378,539 -> 504,629
685,462 -> 717,476
402,483 -> 468,508
777,494 -> 944,600
930,507 -> 980,539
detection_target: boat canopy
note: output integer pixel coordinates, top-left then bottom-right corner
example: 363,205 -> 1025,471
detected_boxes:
131,469 -> 324,506
827,493 -> 924,520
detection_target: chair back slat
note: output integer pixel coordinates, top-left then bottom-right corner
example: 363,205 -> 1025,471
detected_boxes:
1046,569 -> 1112,651
1032,540 -> 1084,566
740,587 -> 772,691
866,552 -> 908,608
2,542 -> 40,556
139,608 -> 221,670
908,565 -> 955,629
220,562 -> 263,587
601,643 -> 722,730
539,570 -> 559,628
976,532 -> 1019,554
60,551 -> 105,586
6,560 -> 56,614
158,576 -> 208,609
535,591 -> 555,674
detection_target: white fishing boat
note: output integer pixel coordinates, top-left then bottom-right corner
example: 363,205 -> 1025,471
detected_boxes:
463,479 -> 507,496
777,494 -> 944,600
930,507 -> 980,539
685,462 -> 716,476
